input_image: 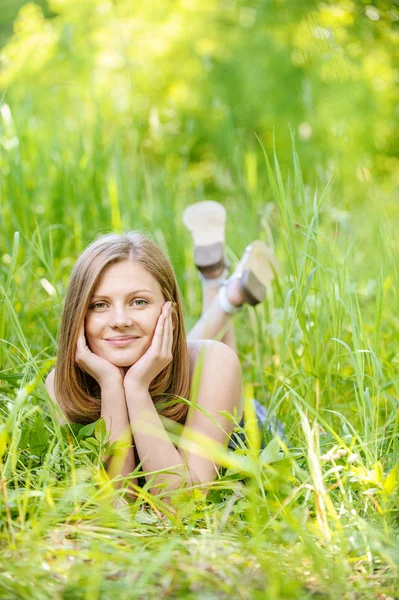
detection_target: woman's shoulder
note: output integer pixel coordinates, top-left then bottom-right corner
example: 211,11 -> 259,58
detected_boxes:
187,339 -> 239,383
45,369 -> 55,397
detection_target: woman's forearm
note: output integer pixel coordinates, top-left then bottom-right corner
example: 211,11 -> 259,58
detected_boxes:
124,384 -> 195,495
100,380 -> 136,483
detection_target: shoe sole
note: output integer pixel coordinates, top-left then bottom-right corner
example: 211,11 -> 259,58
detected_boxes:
182,201 -> 226,271
238,241 -> 279,306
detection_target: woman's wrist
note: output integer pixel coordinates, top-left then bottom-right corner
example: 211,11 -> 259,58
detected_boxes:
100,374 -> 125,393
123,377 -> 150,395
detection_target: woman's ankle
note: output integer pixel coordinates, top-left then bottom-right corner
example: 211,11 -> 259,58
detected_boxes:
218,277 -> 247,315
199,265 -> 229,289
225,277 -> 246,307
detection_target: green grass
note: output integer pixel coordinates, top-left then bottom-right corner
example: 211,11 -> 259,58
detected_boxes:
1,105 -> 399,599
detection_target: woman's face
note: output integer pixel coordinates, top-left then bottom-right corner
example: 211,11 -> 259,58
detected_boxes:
85,260 -> 166,368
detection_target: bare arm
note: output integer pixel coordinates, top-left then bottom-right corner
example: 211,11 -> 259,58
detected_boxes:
124,340 -> 242,495
100,379 -> 136,484
178,341 -> 242,483
73,324 -> 138,487
125,384 -> 189,494
45,368 -> 136,487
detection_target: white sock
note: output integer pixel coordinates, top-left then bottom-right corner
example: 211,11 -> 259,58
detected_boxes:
218,281 -> 242,314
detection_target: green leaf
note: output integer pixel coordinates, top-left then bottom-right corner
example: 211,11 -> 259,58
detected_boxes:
29,414 -> 49,459
81,439 -> 100,453
66,423 -> 84,436
0,429 -> 8,459
384,464 -> 399,494
259,437 -> 283,465
106,439 -> 131,457
134,510 -> 158,525
18,425 -> 30,450
94,418 -> 107,444
77,421 -> 97,440
374,461 -> 384,484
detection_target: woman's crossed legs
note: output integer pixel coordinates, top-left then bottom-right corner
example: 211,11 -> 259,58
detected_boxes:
183,201 -> 277,356
187,273 -> 240,354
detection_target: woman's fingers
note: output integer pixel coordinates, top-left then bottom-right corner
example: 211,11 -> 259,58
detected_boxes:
161,306 -> 173,357
76,322 -> 91,366
124,303 -> 173,389
151,302 -> 173,362
151,302 -> 168,353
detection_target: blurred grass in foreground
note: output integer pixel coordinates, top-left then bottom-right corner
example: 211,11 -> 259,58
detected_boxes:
1,1 -> 399,598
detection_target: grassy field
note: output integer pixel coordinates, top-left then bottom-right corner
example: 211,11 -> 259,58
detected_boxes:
1,2 -> 399,599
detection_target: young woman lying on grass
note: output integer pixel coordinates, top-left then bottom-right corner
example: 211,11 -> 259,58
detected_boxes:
45,201 -> 278,496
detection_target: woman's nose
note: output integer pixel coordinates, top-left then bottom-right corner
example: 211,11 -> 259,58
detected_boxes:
110,306 -> 133,328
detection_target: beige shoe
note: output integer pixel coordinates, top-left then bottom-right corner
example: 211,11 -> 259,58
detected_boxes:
182,201 -> 227,277
219,241 -> 278,313
235,240 -> 278,305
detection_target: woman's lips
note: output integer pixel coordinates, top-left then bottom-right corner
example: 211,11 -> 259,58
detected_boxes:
105,337 -> 140,347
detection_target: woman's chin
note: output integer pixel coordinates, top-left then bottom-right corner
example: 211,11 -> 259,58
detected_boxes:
107,352 -> 140,368
110,358 -> 137,368
97,343 -> 149,369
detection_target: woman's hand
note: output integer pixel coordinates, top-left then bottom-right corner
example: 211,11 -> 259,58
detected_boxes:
124,301 -> 173,391
75,324 -> 124,388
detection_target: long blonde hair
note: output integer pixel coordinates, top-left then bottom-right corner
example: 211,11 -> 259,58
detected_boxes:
55,232 -> 190,425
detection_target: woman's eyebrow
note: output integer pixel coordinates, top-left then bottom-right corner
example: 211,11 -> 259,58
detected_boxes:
91,289 -> 154,299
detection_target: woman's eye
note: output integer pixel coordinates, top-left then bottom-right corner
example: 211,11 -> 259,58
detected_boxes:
91,302 -> 107,310
132,299 -> 147,307
89,299 -> 147,310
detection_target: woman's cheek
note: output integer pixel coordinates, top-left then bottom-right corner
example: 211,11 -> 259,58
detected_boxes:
84,314 -> 103,347
148,307 -> 163,336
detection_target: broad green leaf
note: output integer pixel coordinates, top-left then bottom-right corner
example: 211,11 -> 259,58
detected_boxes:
18,425 -> 30,450
81,439 -> 100,453
384,464 -> 399,494
94,418 -> 107,444
66,423 -> 84,436
0,430 -> 8,459
29,414 -> 49,459
106,439 -> 131,457
77,421 -> 97,440
260,437 -> 284,465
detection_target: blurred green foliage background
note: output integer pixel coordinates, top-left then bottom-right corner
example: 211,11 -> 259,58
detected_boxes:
0,0 -> 49,47
1,0 -> 398,204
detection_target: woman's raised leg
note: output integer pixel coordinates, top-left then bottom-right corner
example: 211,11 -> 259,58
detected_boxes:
187,241 -> 278,353
187,268 -> 239,353
183,200 -> 238,352
183,201 -> 278,354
